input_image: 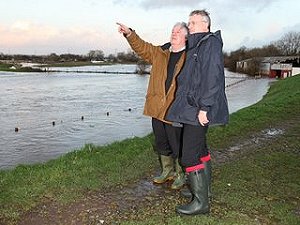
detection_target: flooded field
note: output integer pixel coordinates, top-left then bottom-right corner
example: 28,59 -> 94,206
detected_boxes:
0,65 -> 271,169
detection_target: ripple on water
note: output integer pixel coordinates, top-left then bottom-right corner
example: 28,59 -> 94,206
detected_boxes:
0,68 -> 271,169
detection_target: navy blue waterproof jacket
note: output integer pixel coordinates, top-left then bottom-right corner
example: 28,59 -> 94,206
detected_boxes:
166,31 -> 229,126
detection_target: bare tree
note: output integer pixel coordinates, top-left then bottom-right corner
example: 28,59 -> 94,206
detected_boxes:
48,53 -> 60,62
87,50 -> 105,61
274,31 -> 300,55
136,59 -> 150,75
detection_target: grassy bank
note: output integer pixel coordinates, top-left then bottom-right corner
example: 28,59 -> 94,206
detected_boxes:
207,75 -> 299,148
122,124 -> 300,225
0,62 -> 44,73
0,75 -> 299,224
0,61 -> 112,72
42,61 -> 113,67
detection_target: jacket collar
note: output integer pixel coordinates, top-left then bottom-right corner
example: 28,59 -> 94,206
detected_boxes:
169,46 -> 186,53
187,32 -> 210,49
187,31 -> 222,49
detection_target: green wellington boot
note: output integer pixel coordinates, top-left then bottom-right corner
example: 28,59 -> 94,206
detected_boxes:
171,159 -> 185,190
205,160 -> 212,198
176,169 -> 210,215
180,160 -> 212,198
153,155 -> 174,184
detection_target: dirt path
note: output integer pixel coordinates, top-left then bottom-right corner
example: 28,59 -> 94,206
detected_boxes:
16,118 -> 299,225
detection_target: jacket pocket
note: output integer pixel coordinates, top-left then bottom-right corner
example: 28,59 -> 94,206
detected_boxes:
186,94 -> 197,107
176,95 -> 198,123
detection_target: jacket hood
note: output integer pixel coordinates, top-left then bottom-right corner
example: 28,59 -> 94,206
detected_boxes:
187,30 -> 223,49
160,42 -> 171,51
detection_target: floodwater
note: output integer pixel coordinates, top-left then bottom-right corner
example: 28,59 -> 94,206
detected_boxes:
0,65 -> 271,169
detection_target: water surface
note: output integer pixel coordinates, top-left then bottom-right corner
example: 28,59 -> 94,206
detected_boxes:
0,65 -> 271,169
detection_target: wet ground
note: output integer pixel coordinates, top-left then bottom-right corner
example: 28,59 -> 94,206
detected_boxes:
15,117 -> 299,225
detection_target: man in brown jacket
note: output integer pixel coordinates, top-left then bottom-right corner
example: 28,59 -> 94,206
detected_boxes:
117,22 -> 188,189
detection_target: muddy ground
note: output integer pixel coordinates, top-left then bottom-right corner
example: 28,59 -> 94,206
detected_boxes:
10,118 -> 300,225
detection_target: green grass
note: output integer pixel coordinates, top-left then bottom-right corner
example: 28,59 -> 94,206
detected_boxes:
0,61 -> 110,71
42,61 -> 113,67
0,75 -> 299,224
0,63 -> 44,72
121,123 -> 300,225
0,136 -> 158,221
0,63 -> 14,71
207,75 -> 300,148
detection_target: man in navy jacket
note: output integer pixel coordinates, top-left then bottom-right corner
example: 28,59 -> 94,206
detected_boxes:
166,9 -> 229,215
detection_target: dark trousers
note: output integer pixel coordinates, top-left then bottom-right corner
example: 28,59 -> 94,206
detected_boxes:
180,123 -> 208,168
151,118 -> 182,159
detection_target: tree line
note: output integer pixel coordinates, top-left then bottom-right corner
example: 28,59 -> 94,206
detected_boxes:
0,49 -> 141,64
224,31 -> 300,75
1,31 -> 299,75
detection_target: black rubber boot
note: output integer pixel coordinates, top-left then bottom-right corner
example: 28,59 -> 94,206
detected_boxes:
205,160 -> 212,198
180,186 -> 192,198
180,160 -> 212,198
176,169 -> 210,215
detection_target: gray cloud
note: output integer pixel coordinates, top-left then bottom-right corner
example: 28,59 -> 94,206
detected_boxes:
112,0 -> 203,9
112,0 -> 280,12
139,0 -> 202,9
219,0 -> 280,13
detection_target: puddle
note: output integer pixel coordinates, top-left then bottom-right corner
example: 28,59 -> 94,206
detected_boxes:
17,126 -> 290,225
262,128 -> 284,137
223,128 -> 285,154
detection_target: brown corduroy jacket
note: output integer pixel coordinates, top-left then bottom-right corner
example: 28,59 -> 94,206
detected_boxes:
126,31 -> 185,123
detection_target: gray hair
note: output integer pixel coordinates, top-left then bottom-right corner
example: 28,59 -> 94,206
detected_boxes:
173,22 -> 189,38
189,9 -> 211,31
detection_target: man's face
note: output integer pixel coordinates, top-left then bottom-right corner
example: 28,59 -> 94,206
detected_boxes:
170,25 -> 186,47
188,14 -> 208,34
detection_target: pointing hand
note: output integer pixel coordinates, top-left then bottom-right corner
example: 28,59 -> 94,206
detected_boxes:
116,22 -> 132,36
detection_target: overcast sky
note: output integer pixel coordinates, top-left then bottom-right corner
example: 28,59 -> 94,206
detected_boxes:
0,0 -> 299,55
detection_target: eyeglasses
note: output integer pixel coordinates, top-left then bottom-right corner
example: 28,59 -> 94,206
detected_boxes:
188,20 -> 208,26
